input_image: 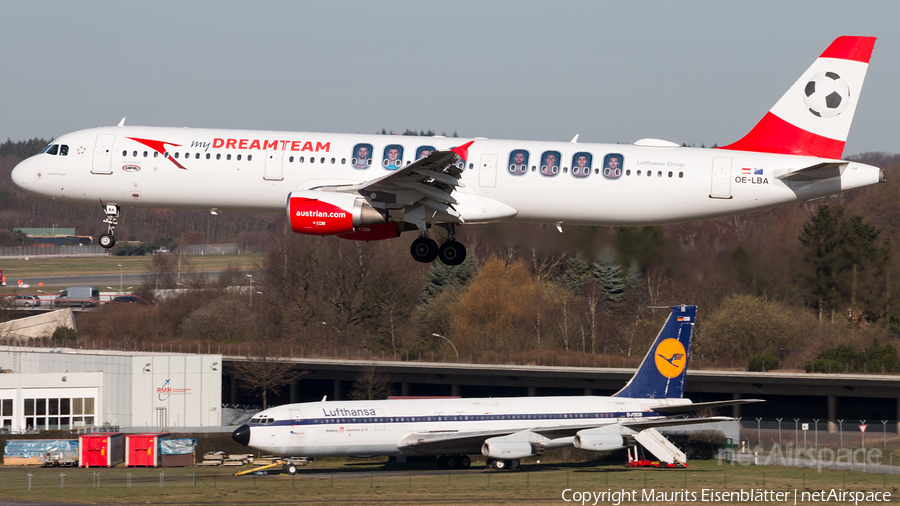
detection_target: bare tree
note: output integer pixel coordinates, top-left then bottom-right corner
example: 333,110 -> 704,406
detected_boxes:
231,351 -> 307,409
348,364 -> 395,400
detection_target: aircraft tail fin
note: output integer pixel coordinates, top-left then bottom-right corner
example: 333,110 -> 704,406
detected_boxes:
721,36 -> 875,159
613,305 -> 696,399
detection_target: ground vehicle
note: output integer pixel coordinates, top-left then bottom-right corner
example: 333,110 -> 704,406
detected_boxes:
53,286 -> 100,308
12,295 -> 41,307
110,295 -> 149,305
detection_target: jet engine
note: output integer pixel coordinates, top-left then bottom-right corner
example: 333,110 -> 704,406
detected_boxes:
287,190 -> 386,236
481,440 -> 534,460
572,430 -> 624,452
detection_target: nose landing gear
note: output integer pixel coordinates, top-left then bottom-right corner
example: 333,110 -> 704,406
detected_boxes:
99,204 -> 119,249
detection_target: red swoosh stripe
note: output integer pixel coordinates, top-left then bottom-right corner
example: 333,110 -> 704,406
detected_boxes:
126,137 -> 186,170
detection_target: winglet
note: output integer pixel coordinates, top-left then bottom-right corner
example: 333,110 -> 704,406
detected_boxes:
450,141 -> 475,161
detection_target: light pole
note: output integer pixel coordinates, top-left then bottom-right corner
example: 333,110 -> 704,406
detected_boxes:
246,274 -> 253,307
118,264 -> 123,294
432,333 -> 458,358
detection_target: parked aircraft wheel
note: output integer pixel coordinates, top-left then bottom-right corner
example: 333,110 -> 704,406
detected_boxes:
99,233 -> 116,249
283,463 -> 297,475
446,456 -> 457,468
460,456 -> 471,468
437,455 -> 448,468
438,241 -> 466,266
410,237 -> 438,263
492,459 -> 506,470
509,459 -> 520,470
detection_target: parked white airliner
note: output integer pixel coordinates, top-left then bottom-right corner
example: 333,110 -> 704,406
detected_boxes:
11,36 -> 880,264
231,305 -> 759,472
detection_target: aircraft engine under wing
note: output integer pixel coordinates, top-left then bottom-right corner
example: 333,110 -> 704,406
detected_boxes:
305,142 -> 517,225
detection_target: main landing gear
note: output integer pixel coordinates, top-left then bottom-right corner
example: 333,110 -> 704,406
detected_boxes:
410,224 -> 467,266
437,455 -> 471,469
485,458 -> 520,470
98,204 -> 119,249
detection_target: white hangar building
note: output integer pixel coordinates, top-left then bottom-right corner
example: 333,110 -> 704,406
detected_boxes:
0,346 -> 222,432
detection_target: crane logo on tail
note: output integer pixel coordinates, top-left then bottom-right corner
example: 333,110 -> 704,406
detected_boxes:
654,338 -> 687,379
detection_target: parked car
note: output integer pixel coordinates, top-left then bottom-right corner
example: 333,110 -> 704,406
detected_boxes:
53,286 -> 100,308
110,295 -> 149,305
12,295 -> 41,307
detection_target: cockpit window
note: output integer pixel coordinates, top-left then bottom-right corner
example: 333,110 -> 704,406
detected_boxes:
59,145 -> 69,156
43,144 -> 59,155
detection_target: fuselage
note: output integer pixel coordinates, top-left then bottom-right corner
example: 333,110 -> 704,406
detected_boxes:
10,126 -> 883,227
240,395 -> 691,457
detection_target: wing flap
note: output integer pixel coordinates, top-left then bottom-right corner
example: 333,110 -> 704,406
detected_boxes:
775,162 -> 846,182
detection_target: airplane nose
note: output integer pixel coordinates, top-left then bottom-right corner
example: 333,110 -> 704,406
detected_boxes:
11,158 -> 29,189
232,424 -> 251,446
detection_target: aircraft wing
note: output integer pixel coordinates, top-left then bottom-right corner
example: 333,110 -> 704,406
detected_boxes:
312,142 -> 472,221
397,416 -> 735,455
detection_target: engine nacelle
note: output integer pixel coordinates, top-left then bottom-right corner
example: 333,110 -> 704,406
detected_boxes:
287,190 -> 386,236
481,440 -> 534,460
573,430 -> 624,452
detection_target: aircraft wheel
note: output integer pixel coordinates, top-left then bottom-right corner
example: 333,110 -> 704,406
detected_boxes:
438,241 -> 466,266
410,237 -> 438,263
99,233 -> 116,249
509,459 -> 520,470
460,456 -> 471,469
437,455 -> 448,468
283,463 -> 297,475
445,456 -> 457,469
492,459 -> 506,470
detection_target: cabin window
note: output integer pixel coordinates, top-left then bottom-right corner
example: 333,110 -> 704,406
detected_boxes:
626,169 -> 631,176
382,145 -> 403,170
602,154 -> 624,179
351,144 -> 373,169
226,154 -> 231,160
122,150 -> 127,157
539,151 -> 561,177
668,171 -> 673,177
508,150 -> 529,175
143,151 -> 148,157
331,157 -> 335,164
341,158 -> 346,164
237,154 -> 242,161
154,152 -> 159,158
310,157 -> 315,164
206,153 -> 211,160
299,156 -> 305,163
195,153 -> 201,159
289,156 -> 294,163
174,152 -> 179,159
133,151 -> 138,157
571,153 -> 592,178
679,172 -> 684,178
416,146 -> 435,159
216,154 -> 221,160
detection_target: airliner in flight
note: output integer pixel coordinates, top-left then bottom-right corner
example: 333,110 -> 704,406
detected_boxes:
231,305 -> 760,472
11,36 -> 879,264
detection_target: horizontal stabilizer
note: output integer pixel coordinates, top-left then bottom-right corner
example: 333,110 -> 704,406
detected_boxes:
650,399 -> 765,414
775,162 -> 845,182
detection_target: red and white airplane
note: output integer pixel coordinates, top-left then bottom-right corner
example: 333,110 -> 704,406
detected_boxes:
11,36 -> 880,264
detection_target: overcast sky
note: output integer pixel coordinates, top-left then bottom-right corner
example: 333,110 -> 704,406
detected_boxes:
2,1 -> 898,155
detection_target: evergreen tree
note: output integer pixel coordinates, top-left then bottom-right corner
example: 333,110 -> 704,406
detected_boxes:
594,259 -> 626,302
556,257 -> 591,295
419,253 -> 479,303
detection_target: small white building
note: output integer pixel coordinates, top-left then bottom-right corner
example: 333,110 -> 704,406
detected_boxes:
0,346 -> 221,432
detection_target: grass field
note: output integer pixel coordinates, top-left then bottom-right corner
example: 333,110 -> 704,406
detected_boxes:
0,459 -> 896,505
0,254 -> 263,293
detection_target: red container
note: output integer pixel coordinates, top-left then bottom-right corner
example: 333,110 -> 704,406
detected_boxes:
78,433 -> 124,468
125,433 -> 170,467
